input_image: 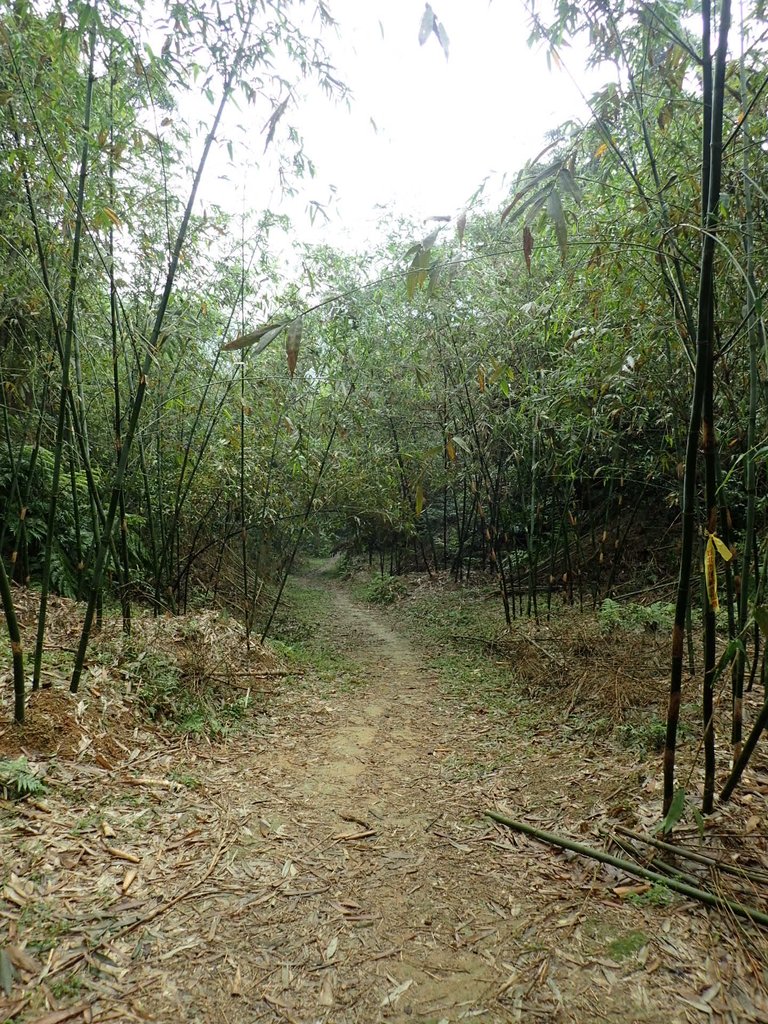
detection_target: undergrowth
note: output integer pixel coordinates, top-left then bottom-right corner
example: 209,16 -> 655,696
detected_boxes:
0,756 -> 46,800
121,644 -> 250,739
359,573 -> 408,605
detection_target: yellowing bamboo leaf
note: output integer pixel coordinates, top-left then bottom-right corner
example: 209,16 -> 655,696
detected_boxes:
704,534 -> 719,612
711,534 -> 733,561
594,142 -> 608,158
477,366 -> 486,393
415,483 -> 424,516
103,206 -> 122,228
456,210 -> 466,245
446,438 -> 456,461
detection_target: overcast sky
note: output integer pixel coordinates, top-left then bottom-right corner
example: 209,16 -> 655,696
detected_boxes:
200,1 -> 609,257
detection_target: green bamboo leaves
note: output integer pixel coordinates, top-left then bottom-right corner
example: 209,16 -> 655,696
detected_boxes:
418,4 -> 449,60
501,159 -> 581,265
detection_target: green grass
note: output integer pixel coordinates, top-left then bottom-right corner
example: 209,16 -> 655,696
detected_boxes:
355,573 -> 409,605
627,884 -> 677,909
50,976 -> 85,1000
607,930 -> 649,960
168,770 -> 202,790
269,576 -> 364,692
18,903 -> 73,953
379,581 -> 538,721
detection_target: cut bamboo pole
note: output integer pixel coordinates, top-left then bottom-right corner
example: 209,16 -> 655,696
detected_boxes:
485,810 -> 768,928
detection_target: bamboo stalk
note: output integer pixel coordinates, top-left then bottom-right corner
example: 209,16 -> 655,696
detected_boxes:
70,5 -> 258,692
614,825 -> 768,884
33,19 -> 97,692
485,810 -> 768,928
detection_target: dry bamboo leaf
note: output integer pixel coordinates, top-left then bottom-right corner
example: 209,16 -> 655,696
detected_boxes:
26,1003 -> 91,1024
614,883 -> 651,897
6,944 -> 43,974
333,829 -> 376,841
380,977 -> 413,1007
231,965 -> 242,996
324,936 -> 338,961
100,820 -> 116,839
318,973 -> 334,1006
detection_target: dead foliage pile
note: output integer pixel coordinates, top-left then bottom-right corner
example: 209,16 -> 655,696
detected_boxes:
492,604 -> 670,722
0,588 -> 285,764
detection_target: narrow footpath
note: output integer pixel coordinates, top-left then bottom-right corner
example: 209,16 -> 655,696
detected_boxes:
4,566 -> 764,1024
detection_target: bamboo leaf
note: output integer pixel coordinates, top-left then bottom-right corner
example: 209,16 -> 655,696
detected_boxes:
433,18 -> 450,59
415,482 -> 424,516
547,189 -> 568,262
0,948 -> 14,997
456,210 -> 466,245
263,95 -> 290,152
103,206 -> 122,228
754,606 -> 768,636
221,322 -> 287,353
661,787 -> 686,834
418,4 -> 435,45
285,318 -> 302,379
500,161 -> 562,224
558,167 -> 582,204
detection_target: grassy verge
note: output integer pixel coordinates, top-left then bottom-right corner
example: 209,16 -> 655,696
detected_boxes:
350,568 -> 690,758
268,572 -> 365,694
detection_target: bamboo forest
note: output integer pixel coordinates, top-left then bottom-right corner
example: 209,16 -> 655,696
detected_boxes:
2,0 -> 768,1021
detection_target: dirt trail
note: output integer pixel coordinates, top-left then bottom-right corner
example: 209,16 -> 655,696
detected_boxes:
144,566 -> 756,1024
5,567 -> 766,1024
261,576 -> 503,1018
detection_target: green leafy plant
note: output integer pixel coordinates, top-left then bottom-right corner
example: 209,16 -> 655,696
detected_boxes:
0,757 -> 45,800
362,574 -> 408,605
125,647 -> 249,739
627,884 -> 675,909
598,599 -> 676,635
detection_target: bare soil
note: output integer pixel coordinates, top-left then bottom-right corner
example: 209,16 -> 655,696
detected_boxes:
2,568 -> 767,1024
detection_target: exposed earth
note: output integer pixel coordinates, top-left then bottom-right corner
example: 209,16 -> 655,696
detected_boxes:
1,563 -> 767,1023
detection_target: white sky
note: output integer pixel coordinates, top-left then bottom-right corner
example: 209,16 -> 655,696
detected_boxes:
284,0 -> 607,248
198,1 -> 609,258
